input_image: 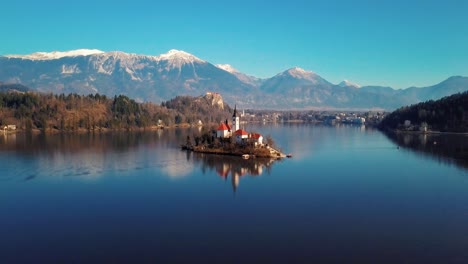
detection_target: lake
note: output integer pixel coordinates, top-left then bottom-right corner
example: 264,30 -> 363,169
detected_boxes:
1,124 -> 467,263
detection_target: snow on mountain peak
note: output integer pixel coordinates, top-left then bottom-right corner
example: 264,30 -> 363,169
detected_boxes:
5,49 -> 104,60
289,66 -> 308,73
283,67 -> 319,81
156,49 -> 205,71
158,49 -> 204,62
339,80 -> 361,88
216,64 -> 239,73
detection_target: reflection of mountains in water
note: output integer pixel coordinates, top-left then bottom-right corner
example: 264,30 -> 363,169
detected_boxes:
192,153 -> 278,192
384,132 -> 468,169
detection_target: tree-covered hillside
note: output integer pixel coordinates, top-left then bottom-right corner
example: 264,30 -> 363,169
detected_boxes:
0,91 -> 232,132
0,82 -> 30,93
379,91 -> 468,132
162,94 -> 233,125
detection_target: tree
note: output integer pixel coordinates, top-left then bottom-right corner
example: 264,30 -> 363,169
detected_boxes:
265,135 -> 276,148
175,114 -> 182,124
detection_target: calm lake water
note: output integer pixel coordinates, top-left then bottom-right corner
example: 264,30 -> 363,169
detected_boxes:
1,124 -> 467,263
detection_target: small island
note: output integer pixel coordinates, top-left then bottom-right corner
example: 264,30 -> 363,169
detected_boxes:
182,106 -> 286,159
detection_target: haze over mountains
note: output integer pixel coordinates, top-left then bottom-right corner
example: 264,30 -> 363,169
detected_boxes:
1,49 -> 467,110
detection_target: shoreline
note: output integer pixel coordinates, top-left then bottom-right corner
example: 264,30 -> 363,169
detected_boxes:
7,123 -> 468,136
391,129 -> 468,136
184,145 -> 286,159
2,123 -> 202,135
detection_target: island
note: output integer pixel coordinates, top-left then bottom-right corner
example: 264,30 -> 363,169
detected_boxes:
182,106 -> 286,159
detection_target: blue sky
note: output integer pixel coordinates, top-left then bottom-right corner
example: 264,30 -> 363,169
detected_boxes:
1,0 -> 467,88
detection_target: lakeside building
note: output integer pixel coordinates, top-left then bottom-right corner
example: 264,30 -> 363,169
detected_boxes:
216,105 -> 265,148
3,125 -> 16,131
216,122 -> 231,138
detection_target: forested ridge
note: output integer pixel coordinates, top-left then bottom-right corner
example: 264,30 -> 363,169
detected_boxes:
379,91 -> 468,132
0,91 -> 232,132
163,95 -> 232,125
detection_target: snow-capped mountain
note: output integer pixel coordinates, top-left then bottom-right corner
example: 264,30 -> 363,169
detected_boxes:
156,49 -> 205,71
258,67 -> 351,107
260,67 -> 332,92
5,49 -> 104,60
216,64 -> 237,73
1,49 -> 467,110
216,64 -> 260,86
338,80 -> 361,88
0,49 -> 255,105
279,67 -> 324,83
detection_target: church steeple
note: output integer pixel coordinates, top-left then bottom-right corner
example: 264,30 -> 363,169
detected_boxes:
232,105 -> 239,131
232,105 -> 237,118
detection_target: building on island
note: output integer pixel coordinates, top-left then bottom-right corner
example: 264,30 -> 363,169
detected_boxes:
250,133 -> 263,146
216,121 -> 231,138
234,129 -> 249,143
215,105 -> 240,139
232,105 -> 240,131
215,104 -> 265,148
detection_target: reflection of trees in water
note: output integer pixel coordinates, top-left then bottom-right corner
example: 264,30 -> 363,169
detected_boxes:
0,130 -> 202,181
192,153 -> 277,192
0,130 -> 188,156
384,131 -> 468,169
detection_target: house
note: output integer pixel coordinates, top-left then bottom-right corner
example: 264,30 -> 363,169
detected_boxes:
234,129 -> 249,143
3,125 -> 16,131
250,133 -> 263,146
420,122 -> 428,132
216,122 -> 231,138
353,117 -> 366,124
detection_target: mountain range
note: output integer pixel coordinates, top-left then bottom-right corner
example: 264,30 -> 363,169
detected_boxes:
1,49 -> 467,110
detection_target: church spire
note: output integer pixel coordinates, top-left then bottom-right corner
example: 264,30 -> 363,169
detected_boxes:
232,104 -> 239,131
232,104 -> 237,118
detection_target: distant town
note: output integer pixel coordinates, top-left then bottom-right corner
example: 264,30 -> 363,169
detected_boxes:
2,89 -> 467,135
231,109 -> 385,127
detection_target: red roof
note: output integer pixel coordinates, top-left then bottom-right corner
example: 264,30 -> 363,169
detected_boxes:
235,129 -> 248,136
217,123 -> 231,131
251,133 -> 262,139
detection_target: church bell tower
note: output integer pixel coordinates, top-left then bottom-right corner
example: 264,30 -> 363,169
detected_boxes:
232,105 -> 239,131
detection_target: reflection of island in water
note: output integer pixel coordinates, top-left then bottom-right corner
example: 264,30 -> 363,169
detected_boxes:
384,132 -> 468,169
192,153 -> 277,192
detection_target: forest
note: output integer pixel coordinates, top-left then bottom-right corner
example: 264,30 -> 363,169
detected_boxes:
379,91 -> 468,133
162,95 -> 232,125
0,91 -> 232,132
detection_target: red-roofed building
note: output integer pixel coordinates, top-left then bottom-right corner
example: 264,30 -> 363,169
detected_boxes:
216,122 -> 231,138
235,129 -> 249,143
250,133 -> 264,146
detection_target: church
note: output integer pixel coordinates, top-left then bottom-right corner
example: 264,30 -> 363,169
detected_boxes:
216,106 -> 263,146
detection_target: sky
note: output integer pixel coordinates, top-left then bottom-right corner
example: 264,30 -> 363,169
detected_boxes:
1,0 -> 467,89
